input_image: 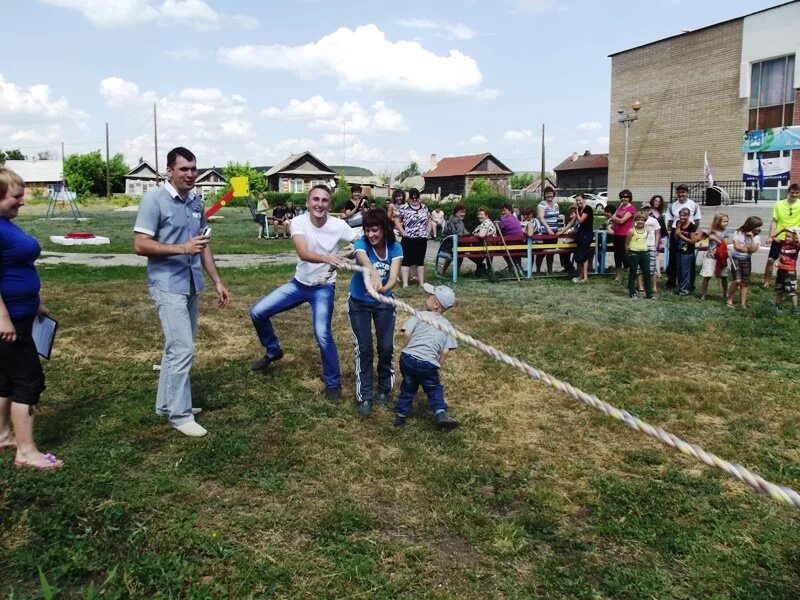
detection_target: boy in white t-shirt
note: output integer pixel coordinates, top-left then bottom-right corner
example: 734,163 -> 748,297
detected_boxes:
250,185 -> 358,399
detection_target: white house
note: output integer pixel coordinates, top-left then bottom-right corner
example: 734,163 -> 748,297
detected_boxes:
3,160 -> 63,199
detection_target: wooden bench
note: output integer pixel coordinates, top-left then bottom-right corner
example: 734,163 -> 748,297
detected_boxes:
435,232 -> 610,282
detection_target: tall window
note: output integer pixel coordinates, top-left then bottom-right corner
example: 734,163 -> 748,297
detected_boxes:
291,178 -> 304,193
749,55 -> 795,130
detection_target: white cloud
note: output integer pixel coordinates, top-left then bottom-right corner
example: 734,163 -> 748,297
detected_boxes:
503,128 -> 533,141
101,77 -> 254,164
245,133 -> 384,165
0,73 -> 86,122
578,121 -> 603,131
468,134 -> 488,145
597,136 -> 609,147
219,24 -> 490,96
38,0 -> 258,31
99,77 -> 157,107
395,18 -> 478,40
508,0 -> 557,13
262,96 -> 407,133
165,47 -> 201,60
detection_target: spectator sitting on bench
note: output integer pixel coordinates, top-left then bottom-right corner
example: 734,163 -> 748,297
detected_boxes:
438,204 -> 468,275
498,202 -> 524,274
272,201 -> 288,238
471,207 -> 496,277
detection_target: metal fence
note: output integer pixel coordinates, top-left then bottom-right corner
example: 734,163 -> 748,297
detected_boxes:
669,180 -> 751,205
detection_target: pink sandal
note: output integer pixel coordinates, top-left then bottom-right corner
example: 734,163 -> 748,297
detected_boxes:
14,453 -> 63,471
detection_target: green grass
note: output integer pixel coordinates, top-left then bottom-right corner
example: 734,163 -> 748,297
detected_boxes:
1,265 -> 799,598
15,205 -> 295,255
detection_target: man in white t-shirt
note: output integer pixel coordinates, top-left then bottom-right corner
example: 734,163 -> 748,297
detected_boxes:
250,184 -> 358,399
666,184 -> 702,290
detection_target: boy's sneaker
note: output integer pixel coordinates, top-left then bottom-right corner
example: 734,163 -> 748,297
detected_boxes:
435,411 -> 459,430
792,307 -> 799,316
356,400 -> 372,417
393,415 -> 407,428
775,304 -> 783,313
628,293 -> 639,300
251,349 -> 284,372
374,392 -> 392,407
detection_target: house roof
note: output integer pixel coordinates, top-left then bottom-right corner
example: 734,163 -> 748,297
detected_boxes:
521,176 -> 557,192
195,167 -> 225,183
423,153 -> 513,178
553,152 -> 609,172
3,160 -> 63,183
264,151 -> 336,177
125,160 -> 164,178
608,0 -> 799,57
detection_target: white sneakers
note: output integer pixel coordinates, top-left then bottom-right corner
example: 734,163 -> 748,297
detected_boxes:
173,421 -> 208,437
191,407 -> 203,415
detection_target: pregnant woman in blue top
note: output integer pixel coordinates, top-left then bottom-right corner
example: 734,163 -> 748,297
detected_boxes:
0,167 -> 63,470
348,208 -> 403,417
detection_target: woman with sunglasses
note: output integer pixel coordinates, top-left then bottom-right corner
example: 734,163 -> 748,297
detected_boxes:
611,189 -> 636,283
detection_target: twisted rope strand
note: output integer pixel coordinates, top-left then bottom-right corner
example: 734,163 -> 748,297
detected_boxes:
337,261 -> 800,509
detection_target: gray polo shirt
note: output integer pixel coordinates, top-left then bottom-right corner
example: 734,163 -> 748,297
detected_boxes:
134,182 -> 207,294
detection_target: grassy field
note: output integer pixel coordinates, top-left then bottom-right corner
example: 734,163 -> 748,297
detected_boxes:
1,263 -> 800,598
15,205 -> 295,255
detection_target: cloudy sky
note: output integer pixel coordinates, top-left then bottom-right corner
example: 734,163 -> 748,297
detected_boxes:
1,0 -> 783,175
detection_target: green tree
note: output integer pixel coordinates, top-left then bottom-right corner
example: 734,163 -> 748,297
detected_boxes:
511,172 -> 535,189
222,162 -> 266,196
469,177 -> 492,196
396,161 -> 420,183
64,151 -> 129,198
0,148 -> 26,162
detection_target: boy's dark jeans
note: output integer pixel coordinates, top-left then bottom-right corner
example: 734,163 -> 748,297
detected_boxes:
347,296 -> 396,402
395,353 -> 446,417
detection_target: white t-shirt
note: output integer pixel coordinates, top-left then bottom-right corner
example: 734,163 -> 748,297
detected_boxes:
645,216 -> 660,248
731,230 -> 761,259
290,212 -> 358,285
668,199 -> 701,228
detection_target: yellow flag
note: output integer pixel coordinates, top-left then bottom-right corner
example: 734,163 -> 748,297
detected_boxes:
230,176 -> 250,198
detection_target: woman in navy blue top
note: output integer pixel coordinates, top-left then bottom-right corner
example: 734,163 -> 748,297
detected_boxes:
0,167 -> 63,470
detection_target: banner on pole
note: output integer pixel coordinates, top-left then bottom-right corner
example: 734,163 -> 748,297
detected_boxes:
742,126 -> 800,153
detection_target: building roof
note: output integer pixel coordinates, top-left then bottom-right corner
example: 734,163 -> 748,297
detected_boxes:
521,176 -> 557,192
195,167 -> 226,183
3,160 -> 63,183
264,151 -> 336,177
423,152 -> 513,177
125,160 -> 164,178
553,152 -> 609,172
609,0 -> 799,57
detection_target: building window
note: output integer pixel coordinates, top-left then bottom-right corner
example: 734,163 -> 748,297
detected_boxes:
749,55 -> 795,130
291,178 -> 304,193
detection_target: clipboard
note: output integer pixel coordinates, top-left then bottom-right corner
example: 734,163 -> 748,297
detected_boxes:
31,315 -> 58,360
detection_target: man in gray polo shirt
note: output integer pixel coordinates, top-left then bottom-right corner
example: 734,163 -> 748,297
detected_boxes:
134,147 -> 231,437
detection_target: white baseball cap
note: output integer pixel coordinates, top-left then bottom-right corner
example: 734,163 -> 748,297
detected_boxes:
422,283 -> 456,309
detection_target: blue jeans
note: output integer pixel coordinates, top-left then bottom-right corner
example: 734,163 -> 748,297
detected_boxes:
347,296 -> 396,402
678,252 -> 693,294
250,279 -> 341,389
150,287 -> 199,427
395,353 -> 446,417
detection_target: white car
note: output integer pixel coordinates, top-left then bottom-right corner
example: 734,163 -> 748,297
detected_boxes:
570,193 -> 606,210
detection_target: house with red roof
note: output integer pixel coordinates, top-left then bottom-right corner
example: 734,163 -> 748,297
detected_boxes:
422,152 -> 513,197
553,151 -> 608,194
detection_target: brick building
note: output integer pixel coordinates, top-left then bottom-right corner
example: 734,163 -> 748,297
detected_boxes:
608,1 -> 799,203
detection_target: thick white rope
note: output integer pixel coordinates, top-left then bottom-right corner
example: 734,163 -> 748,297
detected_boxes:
335,260 -> 800,510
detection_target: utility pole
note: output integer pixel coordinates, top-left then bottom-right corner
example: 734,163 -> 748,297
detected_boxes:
617,101 -> 642,190
153,103 -> 160,186
105,122 -> 111,198
540,124 -> 545,197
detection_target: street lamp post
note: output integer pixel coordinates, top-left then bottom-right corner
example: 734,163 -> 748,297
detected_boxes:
617,101 -> 642,190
